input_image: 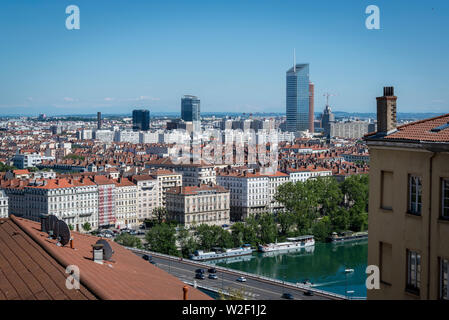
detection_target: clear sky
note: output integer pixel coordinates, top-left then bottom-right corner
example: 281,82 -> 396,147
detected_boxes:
0,0 -> 448,115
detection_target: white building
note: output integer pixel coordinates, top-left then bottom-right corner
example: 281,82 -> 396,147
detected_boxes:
4,178 -> 99,232
0,190 -> 8,218
113,178 -> 138,229
166,184 -> 230,228
288,167 -> 333,183
131,175 -> 159,222
11,153 -> 55,169
216,171 -> 269,221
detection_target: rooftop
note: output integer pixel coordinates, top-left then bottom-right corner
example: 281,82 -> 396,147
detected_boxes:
365,113 -> 449,143
0,215 -> 211,300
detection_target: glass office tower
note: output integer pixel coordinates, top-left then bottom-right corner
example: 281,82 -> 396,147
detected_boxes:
286,64 -> 310,132
132,109 -> 150,131
181,95 -> 200,122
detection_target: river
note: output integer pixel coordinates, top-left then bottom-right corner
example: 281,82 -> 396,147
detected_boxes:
205,239 -> 368,299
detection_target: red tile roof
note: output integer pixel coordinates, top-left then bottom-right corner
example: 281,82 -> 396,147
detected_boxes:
4,216 -> 211,300
0,218 -> 96,300
367,113 -> 449,142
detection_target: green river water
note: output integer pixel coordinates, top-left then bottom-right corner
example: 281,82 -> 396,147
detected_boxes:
205,239 -> 368,298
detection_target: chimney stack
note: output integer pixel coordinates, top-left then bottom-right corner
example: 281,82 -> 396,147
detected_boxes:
376,86 -> 397,135
92,243 -> 104,264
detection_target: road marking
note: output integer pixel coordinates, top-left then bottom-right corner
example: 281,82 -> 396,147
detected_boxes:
155,261 -> 287,298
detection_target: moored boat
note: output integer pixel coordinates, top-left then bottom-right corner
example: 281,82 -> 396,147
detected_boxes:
258,235 -> 315,253
189,244 -> 253,261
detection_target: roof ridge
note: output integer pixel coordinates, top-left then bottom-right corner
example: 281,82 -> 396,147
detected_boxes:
396,113 -> 449,130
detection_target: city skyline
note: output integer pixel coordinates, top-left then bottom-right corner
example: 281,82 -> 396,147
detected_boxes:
0,0 -> 448,116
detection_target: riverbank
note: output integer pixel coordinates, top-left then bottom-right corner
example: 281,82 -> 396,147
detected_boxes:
207,239 -> 368,298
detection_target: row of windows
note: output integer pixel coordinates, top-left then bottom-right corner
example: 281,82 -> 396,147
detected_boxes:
381,173 -> 449,218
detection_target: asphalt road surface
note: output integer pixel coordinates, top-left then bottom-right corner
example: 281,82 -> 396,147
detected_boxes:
134,252 -> 337,300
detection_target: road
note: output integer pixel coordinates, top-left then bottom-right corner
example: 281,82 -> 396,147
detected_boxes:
132,250 -> 342,300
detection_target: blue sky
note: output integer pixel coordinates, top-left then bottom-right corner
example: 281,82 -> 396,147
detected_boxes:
0,0 -> 448,115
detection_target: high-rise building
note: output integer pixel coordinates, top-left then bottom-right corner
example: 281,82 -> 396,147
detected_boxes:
132,109 -> 150,131
364,87 -> 449,300
97,112 -> 102,130
309,82 -> 315,133
286,63 -> 310,132
322,104 -> 335,137
181,95 -> 200,122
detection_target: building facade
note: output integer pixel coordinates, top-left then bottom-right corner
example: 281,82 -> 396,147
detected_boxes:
132,109 -> 150,131
286,63 -> 310,132
166,184 -> 230,228
365,87 -> 449,300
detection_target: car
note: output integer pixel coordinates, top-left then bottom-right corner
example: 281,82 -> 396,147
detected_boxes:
208,268 -> 217,273
195,273 -> 205,280
304,290 -> 314,296
195,268 -> 205,274
137,231 -> 145,235
236,276 -> 247,282
282,293 -> 294,300
149,260 -> 156,265
208,274 -> 218,280
142,254 -> 150,261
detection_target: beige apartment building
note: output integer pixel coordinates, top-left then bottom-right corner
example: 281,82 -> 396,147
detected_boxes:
365,87 -> 449,300
113,178 -> 138,229
166,184 -> 230,228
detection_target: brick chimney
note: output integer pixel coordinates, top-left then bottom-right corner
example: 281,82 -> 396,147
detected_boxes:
376,86 -> 397,135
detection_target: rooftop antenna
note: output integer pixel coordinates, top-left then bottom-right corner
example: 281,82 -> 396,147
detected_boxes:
293,48 -> 296,72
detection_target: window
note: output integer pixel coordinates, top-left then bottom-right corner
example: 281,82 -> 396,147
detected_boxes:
408,175 -> 422,215
380,242 -> 392,285
441,258 -> 449,300
406,250 -> 421,294
381,171 -> 393,210
442,179 -> 449,219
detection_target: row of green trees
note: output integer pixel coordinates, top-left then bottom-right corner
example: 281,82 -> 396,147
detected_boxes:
275,174 -> 369,241
115,175 -> 369,257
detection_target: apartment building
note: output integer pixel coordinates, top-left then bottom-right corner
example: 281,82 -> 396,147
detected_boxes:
365,87 -> 449,300
287,166 -> 333,183
3,178 -> 99,231
266,171 -> 290,212
217,171 -> 269,221
149,169 -> 182,207
131,175 -> 158,222
113,178 -> 138,229
166,184 -> 230,228
91,175 -> 116,228
146,158 -> 216,186
0,190 -> 8,218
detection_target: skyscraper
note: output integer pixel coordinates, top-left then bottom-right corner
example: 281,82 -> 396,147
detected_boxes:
97,112 -> 102,130
286,63 -> 310,132
132,109 -> 150,131
181,95 -> 200,122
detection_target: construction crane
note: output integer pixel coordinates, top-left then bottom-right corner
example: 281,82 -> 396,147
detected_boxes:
323,93 -> 336,106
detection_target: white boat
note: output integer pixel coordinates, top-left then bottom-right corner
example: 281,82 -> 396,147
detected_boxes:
258,235 -> 315,253
189,245 -> 253,261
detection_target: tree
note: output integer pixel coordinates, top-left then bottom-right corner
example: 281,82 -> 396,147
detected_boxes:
242,216 -> 259,246
177,226 -> 199,258
257,213 -> 277,244
329,207 -> 350,232
276,210 -> 295,236
0,162 -> 16,172
145,223 -> 179,256
82,222 -> 91,232
195,224 -> 233,251
312,216 -> 332,242
114,232 -> 143,249
230,222 -> 245,247
152,207 -> 168,224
